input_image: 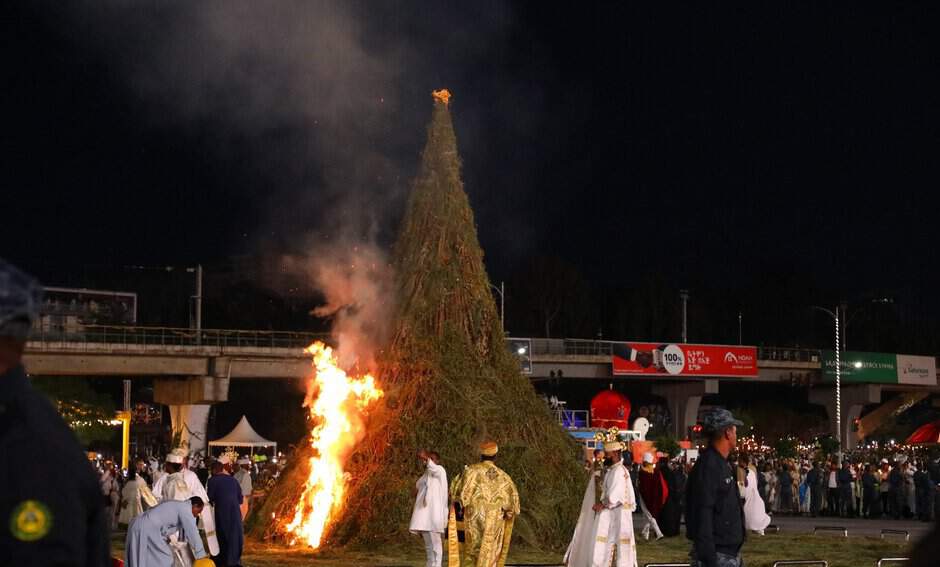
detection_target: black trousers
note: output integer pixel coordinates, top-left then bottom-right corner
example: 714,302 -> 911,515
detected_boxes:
827,488 -> 841,515
810,487 -> 823,516
862,489 -> 876,517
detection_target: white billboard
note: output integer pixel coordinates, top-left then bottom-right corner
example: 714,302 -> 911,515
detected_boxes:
896,354 -> 937,386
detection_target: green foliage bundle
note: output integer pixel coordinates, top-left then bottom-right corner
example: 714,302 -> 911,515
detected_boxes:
773,437 -> 798,460
653,434 -> 681,459
816,436 -> 840,459
31,376 -> 117,446
250,95 -> 584,549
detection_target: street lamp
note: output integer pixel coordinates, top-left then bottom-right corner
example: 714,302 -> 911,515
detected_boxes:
490,281 -> 505,331
811,305 -> 842,462
127,264 -> 203,340
679,289 -> 689,343
841,297 -> 893,351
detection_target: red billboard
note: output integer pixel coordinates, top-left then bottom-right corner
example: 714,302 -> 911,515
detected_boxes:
612,342 -> 758,377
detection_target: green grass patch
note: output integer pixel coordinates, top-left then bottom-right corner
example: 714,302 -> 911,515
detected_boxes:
113,532 -> 909,567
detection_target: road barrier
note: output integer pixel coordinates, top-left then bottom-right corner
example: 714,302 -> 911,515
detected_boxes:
772,562 -> 828,567
880,529 -> 910,541
812,526 -> 848,537
875,559 -> 910,567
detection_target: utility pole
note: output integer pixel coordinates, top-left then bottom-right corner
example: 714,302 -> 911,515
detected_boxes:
811,304 -> 843,462
188,264 -> 203,345
118,379 -> 132,470
738,311 -> 743,345
680,289 -> 689,343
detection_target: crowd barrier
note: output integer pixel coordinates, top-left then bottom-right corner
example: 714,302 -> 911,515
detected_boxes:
812,525 -> 848,537
875,559 -> 910,567
880,529 -> 910,541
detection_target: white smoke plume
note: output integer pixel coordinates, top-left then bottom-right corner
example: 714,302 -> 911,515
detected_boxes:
283,241 -> 394,373
44,1 -> 406,361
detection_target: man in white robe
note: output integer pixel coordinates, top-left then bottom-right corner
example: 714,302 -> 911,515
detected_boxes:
120,470 -> 159,526
158,449 -> 219,563
591,441 -> 638,567
409,449 -> 448,567
125,497 -> 209,567
742,464 -> 771,535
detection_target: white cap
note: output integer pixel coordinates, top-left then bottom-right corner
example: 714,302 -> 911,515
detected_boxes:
881,458 -> 889,464
166,453 -> 184,464
237,457 -> 251,465
643,452 -> 655,464
218,454 -> 231,465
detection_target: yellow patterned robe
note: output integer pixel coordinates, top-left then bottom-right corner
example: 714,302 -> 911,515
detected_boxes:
450,461 -> 520,567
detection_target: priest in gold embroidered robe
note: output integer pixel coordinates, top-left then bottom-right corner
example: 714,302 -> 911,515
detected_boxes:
590,441 -> 637,567
449,441 -> 520,567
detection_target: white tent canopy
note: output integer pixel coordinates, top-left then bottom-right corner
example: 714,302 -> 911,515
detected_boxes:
209,415 -> 277,454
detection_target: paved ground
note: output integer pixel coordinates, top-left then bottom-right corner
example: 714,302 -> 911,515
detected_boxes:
765,513 -> 933,541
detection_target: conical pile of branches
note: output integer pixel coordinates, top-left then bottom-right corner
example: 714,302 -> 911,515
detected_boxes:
250,92 -> 583,550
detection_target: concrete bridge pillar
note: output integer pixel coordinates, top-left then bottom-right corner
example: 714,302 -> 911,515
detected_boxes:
168,404 -> 212,457
651,380 -> 719,439
154,376 -> 230,457
809,384 -> 881,452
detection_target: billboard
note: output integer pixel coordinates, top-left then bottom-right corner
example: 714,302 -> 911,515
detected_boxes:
35,287 -> 138,336
612,342 -> 758,377
821,351 -> 937,386
40,287 -> 137,325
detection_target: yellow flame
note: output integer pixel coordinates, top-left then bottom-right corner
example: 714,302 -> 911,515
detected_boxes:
285,341 -> 383,548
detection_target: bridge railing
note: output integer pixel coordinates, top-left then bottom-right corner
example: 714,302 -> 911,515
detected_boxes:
758,346 -> 820,363
28,325 -> 330,350
528,338 -> 823,362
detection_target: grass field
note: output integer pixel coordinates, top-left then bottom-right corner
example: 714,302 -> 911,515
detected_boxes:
113,531 -> 911,566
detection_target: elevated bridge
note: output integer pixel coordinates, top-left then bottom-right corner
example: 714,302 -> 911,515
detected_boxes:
23,327 -> 939,452
23,325 -> 325,379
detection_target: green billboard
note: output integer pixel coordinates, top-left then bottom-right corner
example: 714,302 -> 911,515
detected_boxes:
821,351 -> 897,383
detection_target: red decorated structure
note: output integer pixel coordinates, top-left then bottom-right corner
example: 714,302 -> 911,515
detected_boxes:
905,420 -> 940,445
590,389 -> 631,429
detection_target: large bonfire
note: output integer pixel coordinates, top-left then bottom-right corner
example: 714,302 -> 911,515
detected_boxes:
250,90 -> 583,550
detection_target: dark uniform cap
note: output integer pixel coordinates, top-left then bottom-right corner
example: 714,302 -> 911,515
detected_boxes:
702,407 -> 743,433
0,258 -> 42,340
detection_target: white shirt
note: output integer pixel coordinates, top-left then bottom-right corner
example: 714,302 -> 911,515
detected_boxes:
409,459 -> 449,533
601,460 -> 636,511
162,472 -> 191,502
234,469 -> 253,497
828,471 -> 838,488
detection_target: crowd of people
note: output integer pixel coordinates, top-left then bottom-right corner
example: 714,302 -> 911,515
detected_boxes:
115,448 -> 260,567
750,454 -> 940,521
5,257 -> 940,567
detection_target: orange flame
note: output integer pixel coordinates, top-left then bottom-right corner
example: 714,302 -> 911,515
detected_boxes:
285,341 -> 383,548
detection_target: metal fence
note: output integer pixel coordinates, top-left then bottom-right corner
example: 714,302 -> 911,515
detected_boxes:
528,338 -> 825,362
28,324 -> 329,350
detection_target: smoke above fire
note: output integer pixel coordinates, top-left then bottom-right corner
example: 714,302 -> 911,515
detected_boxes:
284,240 -> 394,372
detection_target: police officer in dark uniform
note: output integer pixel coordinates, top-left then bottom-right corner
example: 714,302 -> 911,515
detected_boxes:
686,408 -> 746,567
0,259 -> 110,566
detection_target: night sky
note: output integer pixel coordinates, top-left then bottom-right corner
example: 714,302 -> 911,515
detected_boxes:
4,2 -> 940,351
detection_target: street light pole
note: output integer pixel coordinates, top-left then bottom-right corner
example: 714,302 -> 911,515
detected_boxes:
738,311 -> 743,345
812,305 -> 843,462
842,298 -> 893,352
680,289 -> 689,343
